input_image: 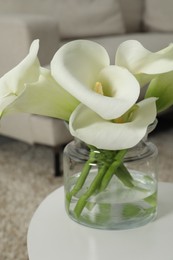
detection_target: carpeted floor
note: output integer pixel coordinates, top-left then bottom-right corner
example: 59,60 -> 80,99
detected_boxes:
0,139 -> 63,260
0,117 -> 173,260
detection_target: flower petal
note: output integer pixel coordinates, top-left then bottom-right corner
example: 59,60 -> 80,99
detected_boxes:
3,68 -> 79,121
51,39 -> 109,87
52,39 -> 140,119
97,65 -> 140,118
69,98 -> 157,150
0,40 -> 40,116
52,40 -> 122,119
116,40 -> 173,75
145,71 -> 173,112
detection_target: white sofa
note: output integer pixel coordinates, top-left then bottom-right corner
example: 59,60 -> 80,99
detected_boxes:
0,0 -> 173,174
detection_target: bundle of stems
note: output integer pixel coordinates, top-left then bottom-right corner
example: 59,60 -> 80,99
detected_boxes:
66,146 -> 135,218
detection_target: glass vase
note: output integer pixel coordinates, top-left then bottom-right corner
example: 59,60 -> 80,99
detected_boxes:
63,122 -> 158,230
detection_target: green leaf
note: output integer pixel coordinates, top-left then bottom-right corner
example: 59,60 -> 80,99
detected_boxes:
145,72 -> 173,112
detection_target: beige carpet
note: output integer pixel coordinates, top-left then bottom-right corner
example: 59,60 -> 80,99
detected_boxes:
0,122 -> 173,260
0,139 -> 63,260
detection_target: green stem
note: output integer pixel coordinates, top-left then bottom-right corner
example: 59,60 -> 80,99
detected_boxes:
99,149 -> 127,192
115,164 -> 134,188
66,150 -> 96,207
74,164 -> 109,218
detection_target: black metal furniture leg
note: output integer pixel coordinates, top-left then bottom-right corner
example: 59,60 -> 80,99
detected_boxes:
54,147 -> 62,177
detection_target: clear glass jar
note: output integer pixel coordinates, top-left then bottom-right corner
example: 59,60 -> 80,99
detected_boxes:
63,122 -> 158,230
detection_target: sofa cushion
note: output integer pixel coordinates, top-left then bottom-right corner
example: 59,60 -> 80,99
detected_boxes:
144,0 -> 173,32
0,14 -> 60,76
0,0 -> 125,39
119,0 -> 144,32
56,0 -> 125,38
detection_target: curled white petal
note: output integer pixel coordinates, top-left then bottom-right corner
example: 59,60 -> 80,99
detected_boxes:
97,66 -> 140,118
51,40 -> 140,119
69,98 -> 157,150
116,40 -> 173,75
51,39 -> 109,89
3,68 -> 79,121
0,40 -> 40,115
51,40 -> 139,119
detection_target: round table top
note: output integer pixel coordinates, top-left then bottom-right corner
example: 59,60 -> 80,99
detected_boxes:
27,182 -> 173,260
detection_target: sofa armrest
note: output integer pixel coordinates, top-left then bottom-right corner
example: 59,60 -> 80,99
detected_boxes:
0,113 -> 73,146
0,14 -> 60,76
0,113 -> 34,143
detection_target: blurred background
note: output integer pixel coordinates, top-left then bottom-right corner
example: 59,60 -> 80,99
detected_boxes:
0,0 -> 173,259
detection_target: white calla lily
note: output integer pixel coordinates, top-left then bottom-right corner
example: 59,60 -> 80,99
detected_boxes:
96,66 -> 140,118
4,68 -> 79,121
116,40 -> 173,84
0,40 -> 40,116
69,98 -> 157,150
51,40 -> 140,119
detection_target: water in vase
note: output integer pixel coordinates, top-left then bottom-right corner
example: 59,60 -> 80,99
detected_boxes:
65,170 -> 157,230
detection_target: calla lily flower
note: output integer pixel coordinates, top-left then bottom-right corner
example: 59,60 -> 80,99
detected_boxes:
145,71 -> 173,112
4,68 -> 79,121
115,40 -> 173,85
51,40 -> 140,120
69,98 -> 157,150
0,39 -> 40,117
116,40 -> 173,74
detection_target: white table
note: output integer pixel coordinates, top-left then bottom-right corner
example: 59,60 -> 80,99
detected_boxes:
27,182 -> 173,260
